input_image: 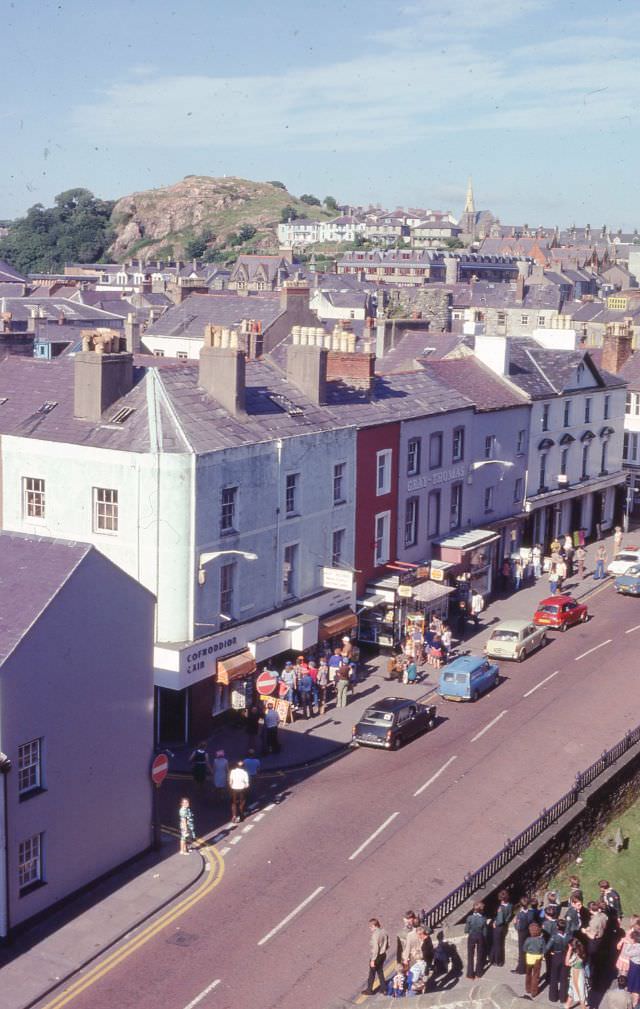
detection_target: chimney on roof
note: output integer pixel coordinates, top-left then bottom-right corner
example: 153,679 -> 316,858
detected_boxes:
198,326 -> 247,417
124,312 -> 141,353
474,332 -> 510,377
515,273 -> 525,303
602,318 -> 634,374
286,337 -> 328,406
74,330 -> 133,422
280,279 -> 310,311
444,256 -> 458,285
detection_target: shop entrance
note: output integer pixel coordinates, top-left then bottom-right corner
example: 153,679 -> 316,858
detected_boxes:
570,496 -> 583,538
156,685 -> 188,744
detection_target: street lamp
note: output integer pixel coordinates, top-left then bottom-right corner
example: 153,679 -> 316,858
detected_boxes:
197,549 -> 258,586
467,460 -> 515,484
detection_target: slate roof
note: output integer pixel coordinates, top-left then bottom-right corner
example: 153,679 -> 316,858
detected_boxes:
504,338 -> 626,398
0,297 -> 124,324
0,260 -> 27,284
144,293 -> 285,339
0,532 -> 92,666
466,281 -> 562,311
420,357 -> 529,411
376,331 -> 463,374
619,352 -> 640,391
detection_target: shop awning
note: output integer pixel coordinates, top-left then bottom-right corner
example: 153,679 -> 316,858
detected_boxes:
356,593 -> 387,613
436,529 -> 500,552
412,582 -> 456,604
318,608 -> 358,641
217,649 -> 256,685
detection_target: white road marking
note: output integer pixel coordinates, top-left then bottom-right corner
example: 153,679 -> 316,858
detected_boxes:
626,624 -> 640,635
183,978 -> 221,1009
242,824 -> 254,833
253,812 -> 265,822
229,836 -> 242,845
348,812 -> 400,861
219,846 -> 230,856
470,710 -> 508,742
523,670 -> 560,698
413,756 -> 458,797
574,639 -> 612,661
264,802 -> 276,812
257,887 -> 325,946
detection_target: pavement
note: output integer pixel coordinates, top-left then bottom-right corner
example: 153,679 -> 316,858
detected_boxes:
0,528 -> 630,1009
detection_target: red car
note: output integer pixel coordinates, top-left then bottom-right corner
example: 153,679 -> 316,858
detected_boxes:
533,594 -> 589,631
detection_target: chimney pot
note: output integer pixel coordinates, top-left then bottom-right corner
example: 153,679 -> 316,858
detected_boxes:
198,347 -> 247,416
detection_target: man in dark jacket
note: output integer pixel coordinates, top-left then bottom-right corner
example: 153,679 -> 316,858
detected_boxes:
465,901 -> 488,979
512,898 -> 536,974
490,889 -> 513,966
545,917 -> 570,1002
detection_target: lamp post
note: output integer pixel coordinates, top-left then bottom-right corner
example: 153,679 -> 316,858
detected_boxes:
197,550 -> 258,586
0,751 -> 12,941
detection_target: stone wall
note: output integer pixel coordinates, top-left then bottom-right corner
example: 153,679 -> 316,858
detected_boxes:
387,287 -> 452,331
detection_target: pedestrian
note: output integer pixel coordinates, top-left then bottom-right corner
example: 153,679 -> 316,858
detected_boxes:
430,634 -> 444,670
490,889 -> 513,966
614,526 -> 624,555
616,916 -> 640,977
563,534 -> 574,576
281,661 -> 296,704
565,937 -> 588,1009
549,565 -> 559,595
404,657 -> 418,683
341,635 -> 353,661
513,898 -> 535,974
229,760 -> 250,823
556,558 -> 567,592
471,591 -> 484,626
533,545 -> 542,579
550,536 -> 561,556
307,659 -> 319,707
584,900 -> 607,988
336,661 -> 350,708
575,545 -> 586,579
595,543 -> 607,578
213,749 -> 229,799
416,925 -> 434,973
465,900 -> 488,980
601,976 -> 633,1009
178,796 -> 196,854
264,703 -> 281,753
245,705 -> 261,752
317,657 -> 329,714
502,557 -> 512,592
514,558 -> 523,591
457,599 -> 467,636
599,879 -> 623,922
298,664 -> 314,718
362,917 -> 389,996
546,918 -> 570,1003
626,930 -> 640,1008
244,748 -> 260,783
189,740 -> 211,787
523,922 -> 545,998
397,911 -> 421,967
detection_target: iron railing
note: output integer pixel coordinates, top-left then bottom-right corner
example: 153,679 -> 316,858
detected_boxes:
421,724 -> 640,929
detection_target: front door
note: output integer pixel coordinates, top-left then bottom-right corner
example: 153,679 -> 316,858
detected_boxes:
156,686 -> 188,744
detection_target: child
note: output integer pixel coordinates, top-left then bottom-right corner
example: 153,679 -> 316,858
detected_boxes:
390,964 -> 409,996
179,797 -> 196,854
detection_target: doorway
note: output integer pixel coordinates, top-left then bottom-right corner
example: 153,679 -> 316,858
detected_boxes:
156,686 -> 188,744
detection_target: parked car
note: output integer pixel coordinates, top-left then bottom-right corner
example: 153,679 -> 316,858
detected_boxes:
533,594 -> 588,631
437,655 -> 499,702
608,549 -> 640,576
485,619 -> 547,662
352,697 -> 437,750
615,564 -> 640,596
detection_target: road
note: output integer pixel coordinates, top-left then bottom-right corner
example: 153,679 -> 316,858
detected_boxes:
35,581 -> 640,1009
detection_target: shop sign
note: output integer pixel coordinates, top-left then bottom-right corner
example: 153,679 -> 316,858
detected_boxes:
430,567 -> 444,583
182,633 -> 244,678
231,680 -> 250,710
416,565 -> 430,579
322,567 -> 354,591
407,464 -> 465,492
397,585 -> 413,598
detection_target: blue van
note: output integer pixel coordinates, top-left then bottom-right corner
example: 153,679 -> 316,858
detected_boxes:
438,654 -> 499,702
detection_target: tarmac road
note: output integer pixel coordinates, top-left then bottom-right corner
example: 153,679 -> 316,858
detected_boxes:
34,580 -> 640,1009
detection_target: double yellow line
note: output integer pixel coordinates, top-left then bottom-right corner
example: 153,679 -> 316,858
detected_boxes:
37,840 -> 225,1009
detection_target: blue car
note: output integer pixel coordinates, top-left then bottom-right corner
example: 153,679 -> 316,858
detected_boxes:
615,564 -> 640,596
438,654 -> 500,702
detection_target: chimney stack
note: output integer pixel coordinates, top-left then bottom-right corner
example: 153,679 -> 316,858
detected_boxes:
286,341 -> 328,405
124,312 -> 141,354
198,326 -> 246,416
74,330 -> 133,421
602,319 -> 634,374
515,273 -> 525,303
474,333 -> 510,377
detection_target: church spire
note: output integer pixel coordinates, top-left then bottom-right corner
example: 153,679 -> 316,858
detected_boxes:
464,176 -> 475,214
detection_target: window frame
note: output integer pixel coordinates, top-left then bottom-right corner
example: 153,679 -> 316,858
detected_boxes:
283,543 -> 298,598
23,477 -> 46,520
18,833 -> 44,894
220,486 -> 237,534
376,450 -> 392,496
374,511 -> 391,566
333,462 -> 346,506
93,486 -> 119,534
563,400 -> 571,427
452,426 -> 465,463
581,443 -> 590,480
483,485 -> 494,513
285,472 -> 300,516
404,496 -> 419,547
604,395 -> 611,420
331,528 -> 345,567
541,404 -> 550,432
584,397 -> 592,423
219,561 -> 235,619
514,477 -> 523,503
17,739 -> 43,798
484,435 -> 495,460
450,482 -> 463,530
560,447 -> 569,476
407,437 -> 421,477
429,432 -> 443,470
539,452 -> 548,491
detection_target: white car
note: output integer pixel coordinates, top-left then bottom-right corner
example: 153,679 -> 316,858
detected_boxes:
608,549 -> 640,576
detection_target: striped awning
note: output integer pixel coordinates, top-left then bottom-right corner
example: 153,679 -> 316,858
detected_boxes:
217,650 -> 256,685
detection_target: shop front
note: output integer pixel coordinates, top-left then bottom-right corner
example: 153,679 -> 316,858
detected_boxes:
522,472 -> 626,551
357,562 -> 455,653
154,585 -> 356,743
431,528 -> 500,599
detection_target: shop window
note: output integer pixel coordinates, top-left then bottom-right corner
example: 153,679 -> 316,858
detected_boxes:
376,450 -> 392,495
332,529 -> 345,566
285,473 -> 299,516
333,462 -> 346,505
407,438 -> 421,477
429,432 -> 443,470
220,486 -> 237,533
18,739 -> 43,798
220,562 -> 235,619
450,483 -> 463,530
405,497 -> 419,547
374,512 -> 390,565
23,477 -> 45,519
452,426 -> 465,463
283,544 -> 298,597
427,490 -> 440,538
18,833 -> 43,894
93,487 -> 118,533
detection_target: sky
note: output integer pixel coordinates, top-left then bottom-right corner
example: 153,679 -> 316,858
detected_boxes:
2,0 -> 640,227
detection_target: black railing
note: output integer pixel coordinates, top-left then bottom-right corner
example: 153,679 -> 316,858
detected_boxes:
421,723 -> 640,929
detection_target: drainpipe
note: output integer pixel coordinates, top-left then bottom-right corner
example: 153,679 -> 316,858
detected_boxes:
0,752 -> 12,940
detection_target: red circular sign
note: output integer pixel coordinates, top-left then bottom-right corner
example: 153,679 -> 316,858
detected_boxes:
278,680 -> 289,698
151,753 -> 169,786
256,670 -> 278,695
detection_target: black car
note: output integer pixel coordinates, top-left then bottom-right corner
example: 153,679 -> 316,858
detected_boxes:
352,697 -> 437,750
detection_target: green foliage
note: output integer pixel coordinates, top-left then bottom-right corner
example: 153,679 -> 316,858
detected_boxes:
267,180 -> 287,190
443,237 -> 465,249
0,188 -> 115,273
280,206 -> 299,223
300,194 -> 321,206
184,229 -> 214,259
323,196 -> 338,211
237,224 -> 256,242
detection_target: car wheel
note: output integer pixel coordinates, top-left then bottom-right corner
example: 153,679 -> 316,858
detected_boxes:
560,622 -> 568,632
540,634 -> 547,648
392,736 -> 402,750
428,717 -> 436,730
471,690 -> 479,702
580,610 -> 588,623
516,649 -> 524,663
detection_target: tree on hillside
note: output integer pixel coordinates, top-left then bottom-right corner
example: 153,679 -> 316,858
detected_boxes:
300,194 -> 321,206
184,229 -> 214,259
0,188 -> 115,273
268,180 -> 287,190
280,206 -> 299,222
323,196 -> 338,211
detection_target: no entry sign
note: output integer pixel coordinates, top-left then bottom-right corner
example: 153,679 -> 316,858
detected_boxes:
256,670 -> 278,695
151,753 -> 169,786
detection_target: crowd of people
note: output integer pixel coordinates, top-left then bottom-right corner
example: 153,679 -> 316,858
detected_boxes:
362,878 -> 638,1005
499,526 -> 623,598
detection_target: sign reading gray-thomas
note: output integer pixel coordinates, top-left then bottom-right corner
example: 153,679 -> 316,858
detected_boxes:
185,636 -> 238,676
407,464 -> 465,492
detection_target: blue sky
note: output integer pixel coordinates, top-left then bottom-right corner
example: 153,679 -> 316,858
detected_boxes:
3,0 -> 640,227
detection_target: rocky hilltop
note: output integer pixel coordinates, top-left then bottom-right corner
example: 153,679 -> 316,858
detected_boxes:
109,176 -> 326,260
